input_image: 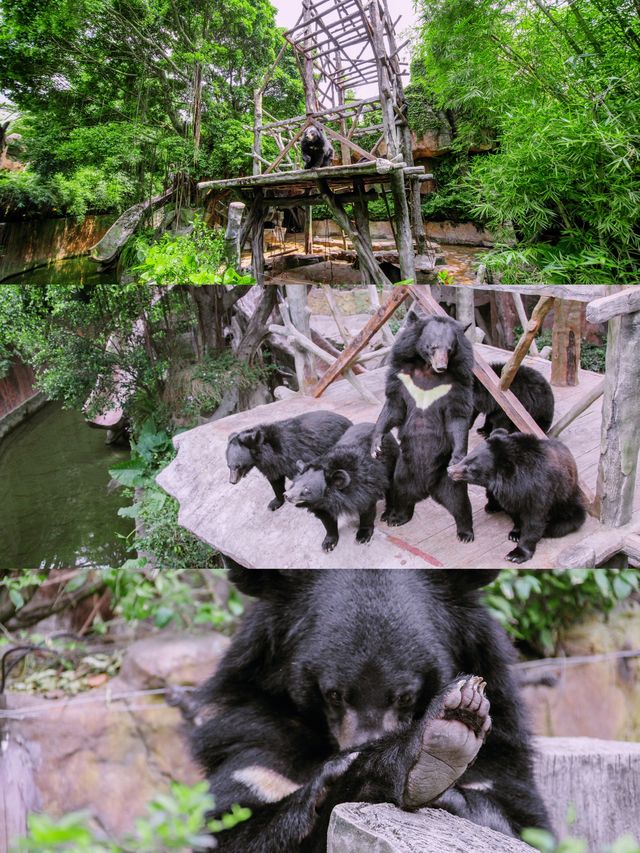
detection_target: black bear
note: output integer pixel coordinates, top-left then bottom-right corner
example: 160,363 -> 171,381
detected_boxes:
371,310 -> 475,542
448,429 -> 587,563
188,569 -> 550,852
284,422 -> 398,551
300,124 -> 334,169
226,411 -> 352,511
473,362 -> 555,435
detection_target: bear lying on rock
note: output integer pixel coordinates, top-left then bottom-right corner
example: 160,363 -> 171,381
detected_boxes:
188,568 -> 550,852
448,428 -> 586,563
226,411 -> 352,511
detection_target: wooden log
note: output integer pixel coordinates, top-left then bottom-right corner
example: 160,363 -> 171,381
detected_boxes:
489,292 -> 518,350
304,206 -> 314,254
250,200 -> 267,287
285,284 -> 319,393
224,201 -> 245,270
367,284 -> 395,346
498,297 -> 556,391
624,533 -> 640,566
586,286 -> 640,323
512,292 -> 538,356
548,379 -> 605,437
388,168 -> 416,282
595,309 -> 640,527
551,299 -> 582,386
310,328 -> 365,375
312,286 -> 411,397
252,89 -> 263,176
410,284 -> 613,302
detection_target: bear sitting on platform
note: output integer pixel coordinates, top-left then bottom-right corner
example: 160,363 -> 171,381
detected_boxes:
300,123 -> 334,169
448,429 -> 587,563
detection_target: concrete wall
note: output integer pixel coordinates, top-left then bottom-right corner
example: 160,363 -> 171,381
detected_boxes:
0,359 -> 47,440
0,215 -> 114,281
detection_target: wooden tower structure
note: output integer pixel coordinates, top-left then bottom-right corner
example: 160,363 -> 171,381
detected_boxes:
198,0 -> 433,286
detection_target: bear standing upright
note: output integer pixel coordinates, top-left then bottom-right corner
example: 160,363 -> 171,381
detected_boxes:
371,310 -> 475,542
188,569 -> 550,852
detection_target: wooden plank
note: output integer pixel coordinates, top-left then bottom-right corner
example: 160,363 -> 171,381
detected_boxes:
586,286 -> 640,323
551,299 -> 582,386
312,286 -> 411,397
595,310 -> 640,526
548,380 -> 605,437
198,159 -> 404,191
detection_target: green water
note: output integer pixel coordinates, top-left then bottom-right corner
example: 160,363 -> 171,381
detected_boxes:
0,402 -> 134,569
5,257 -> 117,284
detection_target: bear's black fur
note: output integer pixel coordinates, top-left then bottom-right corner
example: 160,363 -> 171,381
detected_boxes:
448,429 -> 587,563
473,362 -> 555,435
226,411 -> 352,511
300,124 -> 334,169
284,422 -> 398,551
371,310 -> 475,542
189,569 -> 550,852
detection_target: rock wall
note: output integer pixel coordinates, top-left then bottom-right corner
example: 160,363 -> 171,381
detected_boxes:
0,215 -> 114,281
312,217 -> 497,246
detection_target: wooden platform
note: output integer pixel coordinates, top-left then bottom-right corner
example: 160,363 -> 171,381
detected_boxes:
157,345 -> 640,569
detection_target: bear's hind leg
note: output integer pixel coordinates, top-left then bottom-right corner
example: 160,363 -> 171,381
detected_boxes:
356,504 -> 377,544
545,500 -> 587,538
433,476 -> 474,542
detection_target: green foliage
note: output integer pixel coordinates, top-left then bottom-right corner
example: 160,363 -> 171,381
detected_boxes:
413,0 -> 640,281
523,827 -> 640,853
419,155 -> 479,223
485,570 -> 640,656
12,781 -> 250,852
134,217 -> 253,285
184,351 -> 275,417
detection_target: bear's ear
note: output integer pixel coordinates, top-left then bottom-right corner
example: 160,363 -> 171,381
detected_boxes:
295,459 -> 306,473
330,469 -> 351,490
488,428 -> 510,442
405,305 -> 428,325
228,567 -> 312,600
239,427 -> 264,449
433,570 -> 500,593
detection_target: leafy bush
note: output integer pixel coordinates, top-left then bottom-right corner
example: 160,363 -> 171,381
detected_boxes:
11,781 -> 250,852
485,570 -> 640,656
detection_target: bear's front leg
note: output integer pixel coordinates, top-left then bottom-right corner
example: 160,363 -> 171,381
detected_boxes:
447,416 -> 471,466
311,509 -> 339,552
506,517 -> 546,563
268,476 -> 286,511
371,396 -> 405,458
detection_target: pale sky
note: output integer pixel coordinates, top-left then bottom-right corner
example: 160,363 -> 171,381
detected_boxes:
274,0 -> 420,30
273,0 -> 421,97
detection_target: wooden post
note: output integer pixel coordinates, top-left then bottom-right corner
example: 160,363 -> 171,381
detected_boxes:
594,309 -> 640,527
456,285 -> 476,342
253,89 -> 263,176
305,207 -> 314,254
224,201 -> 245,271
286,284 -> 319,393
388,168 -> 416,283
552,300 -> 582,386
249,195 -> 266,287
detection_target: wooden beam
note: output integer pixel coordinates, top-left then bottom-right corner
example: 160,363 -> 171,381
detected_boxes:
595,309 -> 640,527
512,292 -> 538,356
420,284 -> 612,302
586,286 -> 640,323
224,201 -> 245,269
551,299 -> 582,387
312,286 -> 411,397
499,297 -> 555,391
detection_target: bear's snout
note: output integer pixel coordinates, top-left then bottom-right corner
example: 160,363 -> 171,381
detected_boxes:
447,462 -> 467,481
229,468 -> 242,484
431,349 -> 450,373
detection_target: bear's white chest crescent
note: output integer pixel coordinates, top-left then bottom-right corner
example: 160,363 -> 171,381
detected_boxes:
399,373 -> 452,411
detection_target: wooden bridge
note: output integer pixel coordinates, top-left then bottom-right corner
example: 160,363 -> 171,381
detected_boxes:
157,284 -> 640,570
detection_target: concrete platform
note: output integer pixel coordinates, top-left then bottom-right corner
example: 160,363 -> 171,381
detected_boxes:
157,345 -> 640,569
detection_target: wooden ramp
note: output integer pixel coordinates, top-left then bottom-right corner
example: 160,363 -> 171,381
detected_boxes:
157,345 -> 639,569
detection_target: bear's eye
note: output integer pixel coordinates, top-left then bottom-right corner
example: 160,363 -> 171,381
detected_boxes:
397,692 -> 414,708
326,689 -> 342,706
